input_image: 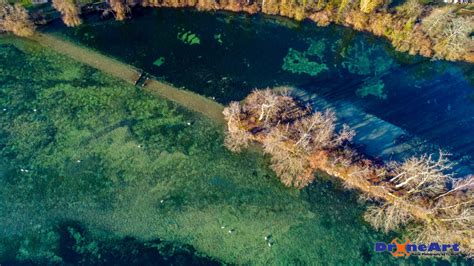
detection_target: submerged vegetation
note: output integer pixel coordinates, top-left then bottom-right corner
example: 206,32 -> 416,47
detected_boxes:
223,88 -> 474,256
282,39 -> 328,76
341,42 -> 396,99
177,29 -> 201,45
1,36 -> 431,265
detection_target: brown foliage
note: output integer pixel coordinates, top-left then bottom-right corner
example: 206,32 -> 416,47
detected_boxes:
308,10 -> 332,27
109,0 -> 131,21
222,102 -> 252,152
0,1 -> 34,37
52,0 -> 82,27
345,10 -> 368,31
223,88 -> 353,188
223,89 -> 474,255
364,201 -> 414,233
422,7 -> 473,61
389,151 -> 453,199
264,126 -> 312,187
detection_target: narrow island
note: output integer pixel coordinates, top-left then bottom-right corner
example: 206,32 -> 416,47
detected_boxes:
223,88 -> 473,256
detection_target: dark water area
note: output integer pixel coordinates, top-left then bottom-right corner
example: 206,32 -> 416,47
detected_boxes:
45,7 -> 474,174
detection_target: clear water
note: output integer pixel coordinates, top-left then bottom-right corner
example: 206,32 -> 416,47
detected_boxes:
0,37 -> 416,265
1,8 -> 473,265
45,7 -> 474,173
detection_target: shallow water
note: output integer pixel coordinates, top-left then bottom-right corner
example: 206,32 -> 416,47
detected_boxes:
3,34 -> 470,264
1,7 -> 473,265
45,7 -> 474,173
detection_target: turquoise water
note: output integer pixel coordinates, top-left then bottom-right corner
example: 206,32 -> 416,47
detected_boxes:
46,8 -> 474,174
1,7 -> 473,265
3,34 -> 469,265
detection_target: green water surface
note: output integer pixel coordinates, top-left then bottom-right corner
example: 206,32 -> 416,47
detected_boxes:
0,37 -> 468,265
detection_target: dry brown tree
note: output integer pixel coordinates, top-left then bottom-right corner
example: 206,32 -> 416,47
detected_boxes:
222,101 -> 252,152
431,175 -> 474,249
0,0 -> 35,37
359,0 -> 385,14
422,7 -> 473,60
223,89 -> 474,254
364,201 -> 414,233
263,125 -> 312,187
243,88 -> 300,127
389,151 -> 453,199
291,110 -> 354,152
109,0 -> 131,21
223,88 -> 355,188
52,0 -> 82,27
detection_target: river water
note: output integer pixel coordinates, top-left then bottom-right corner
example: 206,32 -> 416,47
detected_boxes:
0,6 -> 472,265
46,7 -> 474,175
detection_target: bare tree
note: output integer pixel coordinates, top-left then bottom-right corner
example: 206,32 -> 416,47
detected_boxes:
396,0 -> 422,19
109,0 -> 131,21
292,110 -> 337,152
0,0 -> 34,37
422,7 -> 455,38
422,7 -> 473,60
52,0 -> 82,27
435,175 -> 474,200
263,126 -> 312,187
390,151 -> 453,198
292,110 -> 354,152
364,201 -> 414,233
244,88 -> 293,126
222,101 -> 252,152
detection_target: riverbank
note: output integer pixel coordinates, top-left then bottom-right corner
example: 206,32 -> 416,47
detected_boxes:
38,1 -> 473,63
157,2 -> 474,63
165,2 -> 473,62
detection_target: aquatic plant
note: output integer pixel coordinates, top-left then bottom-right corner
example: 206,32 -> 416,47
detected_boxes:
282,48 -> 328,76
15,226 -> 62,263
342,41 -> 395,100
153,56 -> 165,67
1,40 -> 407,265
356,79 -> 387,100
305,39 -> 326,59
223,88 -> 474,256
214,33 -> 223,45
177,30 -> 201,45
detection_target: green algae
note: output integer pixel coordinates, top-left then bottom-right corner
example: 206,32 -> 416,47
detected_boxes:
282,39 -> 329,77
0,38 -> 456,265
356,79 -> 388,100
214,33 -> 223,45
153,57 -> 165,67
177,30 -> 201,45
282,48 -> 328,76
341,41 -> 396,100
306,39 -> 326,59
